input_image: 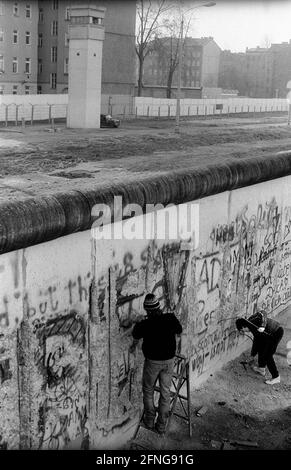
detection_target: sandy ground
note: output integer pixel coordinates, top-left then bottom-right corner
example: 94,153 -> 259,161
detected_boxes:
131,307 -> 291,451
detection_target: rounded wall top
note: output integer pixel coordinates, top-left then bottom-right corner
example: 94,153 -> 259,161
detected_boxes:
1,152 -> 291,255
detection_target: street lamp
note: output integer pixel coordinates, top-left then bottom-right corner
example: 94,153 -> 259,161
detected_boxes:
175,1 -> 216,133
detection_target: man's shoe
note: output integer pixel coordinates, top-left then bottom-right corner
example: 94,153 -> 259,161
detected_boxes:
252,366 -> 266,376
265,376 -> 280,385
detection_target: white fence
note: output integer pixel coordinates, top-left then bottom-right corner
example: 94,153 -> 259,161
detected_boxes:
0,93 -> 134,124
0,94 -> 288,125
134,97 -> 289,117
0,94 -> 68,125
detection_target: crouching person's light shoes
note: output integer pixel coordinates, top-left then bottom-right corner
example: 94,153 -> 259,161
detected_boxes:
265,376 -> 280,385
252,366 -> 266,376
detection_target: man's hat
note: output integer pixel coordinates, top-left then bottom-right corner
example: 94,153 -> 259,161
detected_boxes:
143,293 -> 160,311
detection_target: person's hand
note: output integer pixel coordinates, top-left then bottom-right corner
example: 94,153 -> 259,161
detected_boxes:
258,327 -> 265,333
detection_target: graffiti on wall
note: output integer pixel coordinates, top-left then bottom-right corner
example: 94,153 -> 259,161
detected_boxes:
1,192 -> 291,448
92,238 -> 191,444
191,198 -> 291,379
0,247 -> 91,329
35,312 -> 88,450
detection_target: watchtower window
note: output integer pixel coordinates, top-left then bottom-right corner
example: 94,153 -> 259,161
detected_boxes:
71,16 -> 90,25
70,16 -> 103,25
92,17 -> 103,25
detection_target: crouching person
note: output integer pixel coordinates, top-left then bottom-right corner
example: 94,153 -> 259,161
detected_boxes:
236,310 -> 284,385
131,293 -> 182,434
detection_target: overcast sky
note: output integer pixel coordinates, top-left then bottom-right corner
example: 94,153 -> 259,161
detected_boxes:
180,0 -> 291,52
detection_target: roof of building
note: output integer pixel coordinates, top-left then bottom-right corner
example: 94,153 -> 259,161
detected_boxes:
149,36 -> 220,49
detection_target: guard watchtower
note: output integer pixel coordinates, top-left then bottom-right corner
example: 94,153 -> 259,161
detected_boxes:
67,5 -> 106,129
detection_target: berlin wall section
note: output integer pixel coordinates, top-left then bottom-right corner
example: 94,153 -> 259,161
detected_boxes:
1,169 -> 291,448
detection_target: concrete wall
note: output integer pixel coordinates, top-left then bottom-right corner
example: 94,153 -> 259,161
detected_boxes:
0,93 -> 134,121
1,153 -> 291,449
135,97 -> 289,117
0,94 -> 288,123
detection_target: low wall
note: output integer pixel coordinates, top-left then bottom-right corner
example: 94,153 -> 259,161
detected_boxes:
0,94 -> 134,123
135,97 -> 288,117
1,153 -> 291,449
0,94 -> 288,124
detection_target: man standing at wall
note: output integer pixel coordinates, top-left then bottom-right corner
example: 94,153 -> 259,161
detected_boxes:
236,310 -> 284,385
131,293 -> 182,434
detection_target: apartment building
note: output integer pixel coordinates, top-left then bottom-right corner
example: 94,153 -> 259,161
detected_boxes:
143,36 -> 221,96
270,41 -> 291,98
219,41 -> 291,98
245,47 -> 273,98
0,0 -> 136,97
37,0 -> 136,95
218,50 -> 247,95
0,0 -> 38,94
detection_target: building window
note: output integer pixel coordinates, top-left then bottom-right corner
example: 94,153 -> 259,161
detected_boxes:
50,72 -> 57,89
25,31 -> 31,45
0,28 -> 3,42
92,17 -> 103,25
12,57 -> 18,73
26,4 -> 31,18
0,85 -> 4,95
51,21 -> 58,36
65,7 -> 70,20
13,3 -> 18,16
12,85 -> 18,95
38,33 -> 43,47
39,8 -> 43,23
25,58 -> 31,74
25,85 -> 30,95
13,30 -> 18,44
52,0 -> 58,10
51,46 -> 57,62
65,32 -> 69,46
0,54 -> 4,72
37,85 -> 42,94
64,57 -> 69,74
38,58 -> 42,74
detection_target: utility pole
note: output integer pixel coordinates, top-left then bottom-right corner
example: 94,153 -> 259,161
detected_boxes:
174,2 -> 216,134
175,17 -> 184,133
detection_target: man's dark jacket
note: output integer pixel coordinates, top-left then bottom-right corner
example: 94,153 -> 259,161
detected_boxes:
132,311 -> 182,360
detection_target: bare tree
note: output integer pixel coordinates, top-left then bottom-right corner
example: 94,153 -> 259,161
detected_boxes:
136,0 -> 173,96
152,14 -> 191,98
